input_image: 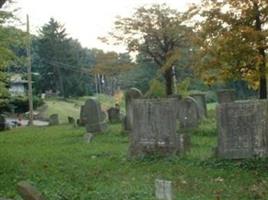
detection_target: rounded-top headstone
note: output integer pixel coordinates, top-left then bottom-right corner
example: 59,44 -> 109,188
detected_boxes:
190,93 -> 207,118
125,88 -> 143,131
177,96 -> 201,129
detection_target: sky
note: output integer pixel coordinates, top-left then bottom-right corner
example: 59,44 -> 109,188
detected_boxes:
13,0 -> 199,52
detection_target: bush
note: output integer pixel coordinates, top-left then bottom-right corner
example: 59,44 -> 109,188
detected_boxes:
3,96 -> 44,113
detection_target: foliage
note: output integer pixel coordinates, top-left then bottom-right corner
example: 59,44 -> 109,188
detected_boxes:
189,0 -> 268,99
105,4 -> 193,95
33,18 -> 95,98
146,79 -> 165,98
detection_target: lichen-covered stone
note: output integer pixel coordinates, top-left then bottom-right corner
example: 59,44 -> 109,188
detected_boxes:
129,98 -> 182,157
125,88 -> 143,131
216,100 -> 268,159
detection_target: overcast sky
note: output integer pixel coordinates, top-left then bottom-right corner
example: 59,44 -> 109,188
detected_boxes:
13,0 -> 199,52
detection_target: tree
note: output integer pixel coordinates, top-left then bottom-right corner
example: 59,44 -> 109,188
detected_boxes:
103,4 -> 192,95
35,18 -> 69,96
189,0 -> 268,99
92,50 -> 134,94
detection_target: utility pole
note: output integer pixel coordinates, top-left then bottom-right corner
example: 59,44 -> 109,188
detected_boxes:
26,14 -> 33,126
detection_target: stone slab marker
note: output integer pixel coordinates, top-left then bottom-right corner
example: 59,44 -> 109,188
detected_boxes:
83,99 -> 107,133
125,88 -> 142,131
48,114 -> 59,126
217,89 -> 235,104
177,97 -> 201,129
155,179 -> 173,200
190,93 -> 207,118
216,100 -> 268,159
129,98 -> 181,157
17,181 -> 45,200
79,105 -> 86,126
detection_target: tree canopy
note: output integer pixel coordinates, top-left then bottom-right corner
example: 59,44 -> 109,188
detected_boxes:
189,0 -> 268,99
104,4 -> 192,95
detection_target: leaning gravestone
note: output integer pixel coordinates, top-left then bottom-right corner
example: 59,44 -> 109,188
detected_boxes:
216,100 -> 268,159
129,98 -> 182,157
125,88 -> 143,131
107,107 -> 121,123
83,99 -> 107,133
177,97 -> 201,129
0,115 -> 6,131
190,93 -> 207,118
48,114 -> 59,126
217,89 -> 235,104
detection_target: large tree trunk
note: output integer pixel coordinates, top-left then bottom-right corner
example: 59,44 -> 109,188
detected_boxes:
164,67 -> 173,96
259,49 -> 267,99
255,2 -> 267,99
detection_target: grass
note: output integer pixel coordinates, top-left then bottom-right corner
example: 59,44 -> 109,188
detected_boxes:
40,94 -> 122,123
1,113 -> 268,200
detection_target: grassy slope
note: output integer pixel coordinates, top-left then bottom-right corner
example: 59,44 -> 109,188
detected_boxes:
1,115 -> 268,200
41,94 -> 119,123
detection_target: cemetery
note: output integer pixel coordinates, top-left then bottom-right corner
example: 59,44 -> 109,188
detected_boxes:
1,0 -> 268,199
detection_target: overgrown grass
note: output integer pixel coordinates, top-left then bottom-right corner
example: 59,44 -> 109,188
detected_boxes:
1,113 -> 268,200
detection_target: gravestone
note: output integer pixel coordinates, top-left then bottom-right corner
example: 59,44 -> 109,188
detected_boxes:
217,89 -> 235,104
17,181 -> 45,200
216,100 -> 268,159
125,88 -> 143,131
83,99 -> 107,133
107,107 -> 121,123
177,97 -> 201,129
48,114 -> 59,126
129,98 -> 182,157
0,115 -> 6,131
155,179 -> 173,200
79,105 -> 86,126
190,93 -> 207,118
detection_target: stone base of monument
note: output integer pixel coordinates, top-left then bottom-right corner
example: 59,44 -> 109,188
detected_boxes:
86,122 -> 107,133
129,98 -> 188,157
216,100 -> 268,159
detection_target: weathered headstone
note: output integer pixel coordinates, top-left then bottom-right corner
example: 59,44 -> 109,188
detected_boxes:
17,181 -> 45,200
83,99 -> 107,133
79,105 -> 86,126
125,88 -> 143,131
155,179 -> 173,200
129,98 -> 182,157
217,89 -> 235,104
0,115 -> 6,131
48,114 -> 59,126
177,97 -> 201,129
190,93 -> 207,118
107,107 -> 121,123
216,100 -> 268,159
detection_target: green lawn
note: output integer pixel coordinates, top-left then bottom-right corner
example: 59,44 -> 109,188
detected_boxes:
41,94 -> 120,123
1,116 -> 268,200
